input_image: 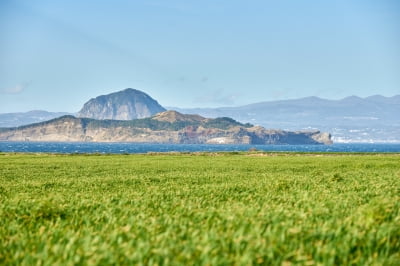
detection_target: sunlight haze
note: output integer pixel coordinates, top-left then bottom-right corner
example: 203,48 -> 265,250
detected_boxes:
1,0 -> 399,112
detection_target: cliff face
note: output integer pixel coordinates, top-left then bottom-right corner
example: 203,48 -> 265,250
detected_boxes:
77,88 -> 166,120
0,111 -> 332,145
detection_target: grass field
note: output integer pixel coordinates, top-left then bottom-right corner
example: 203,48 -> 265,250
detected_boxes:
0,152 -> 399,265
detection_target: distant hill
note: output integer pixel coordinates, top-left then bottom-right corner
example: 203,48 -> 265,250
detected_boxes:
0,111 -> 332,145
0,110 -> 72,128
77,88 -> 166,120
171,95 -> 400,143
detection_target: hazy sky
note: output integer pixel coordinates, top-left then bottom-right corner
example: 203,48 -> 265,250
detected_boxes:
1,0 -> 399,112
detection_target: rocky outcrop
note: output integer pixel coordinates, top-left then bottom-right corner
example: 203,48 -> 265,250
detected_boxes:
77,88 -> 166,120
0,111 -> 332,144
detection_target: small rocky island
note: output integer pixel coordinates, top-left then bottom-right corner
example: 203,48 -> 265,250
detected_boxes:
0,88 -> 332,144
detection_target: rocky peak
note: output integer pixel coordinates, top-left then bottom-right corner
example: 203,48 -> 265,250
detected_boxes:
77,88 -> 166,120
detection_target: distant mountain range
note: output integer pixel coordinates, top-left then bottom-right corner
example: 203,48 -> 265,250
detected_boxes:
0,110 -> 72,128
171,95 -> 400,143
0,89 -> 398,143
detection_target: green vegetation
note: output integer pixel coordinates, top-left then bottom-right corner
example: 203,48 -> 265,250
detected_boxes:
0,152 -> 399,265
203,117 -> 253,129
86,116 -> 253,131
4,115 -> 253,132
85,117 -> 180,131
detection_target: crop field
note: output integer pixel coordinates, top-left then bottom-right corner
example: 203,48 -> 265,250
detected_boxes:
0,152 -> 399,265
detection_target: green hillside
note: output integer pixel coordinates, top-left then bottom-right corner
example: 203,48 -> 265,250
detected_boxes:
3,113 -> 253,131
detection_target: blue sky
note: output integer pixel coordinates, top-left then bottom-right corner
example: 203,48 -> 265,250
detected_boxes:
1,0 -> 399,112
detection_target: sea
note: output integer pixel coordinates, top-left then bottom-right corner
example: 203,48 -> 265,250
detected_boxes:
1,142 -> 400,154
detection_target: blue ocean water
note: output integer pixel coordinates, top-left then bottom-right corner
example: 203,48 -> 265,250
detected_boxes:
0,142 -> 400,153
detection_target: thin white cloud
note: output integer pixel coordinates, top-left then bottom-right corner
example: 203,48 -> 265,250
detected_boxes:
1,83 -> 29,94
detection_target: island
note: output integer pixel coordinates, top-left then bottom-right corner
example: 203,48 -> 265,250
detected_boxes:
0,110 -> 332,145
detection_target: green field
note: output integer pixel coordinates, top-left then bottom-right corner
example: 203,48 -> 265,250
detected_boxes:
0,152 -> 399,265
